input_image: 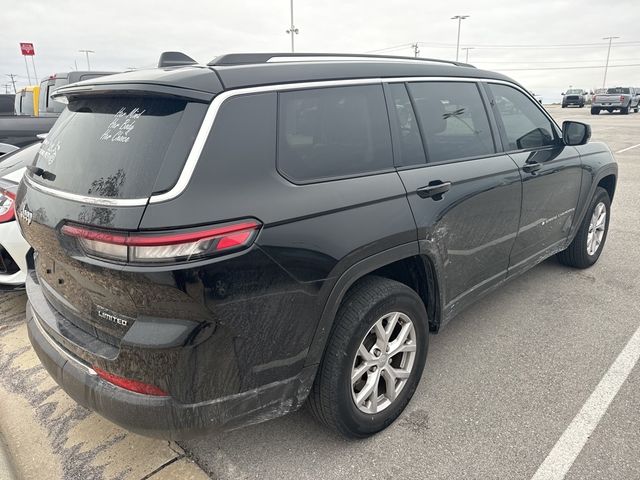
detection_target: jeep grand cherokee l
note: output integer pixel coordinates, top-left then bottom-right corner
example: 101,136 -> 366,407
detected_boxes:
15,52 -> 618,439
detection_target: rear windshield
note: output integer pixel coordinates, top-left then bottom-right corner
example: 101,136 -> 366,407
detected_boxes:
606,88 -> 630,94
566,89 -> 582,94
30,95 -> 188,199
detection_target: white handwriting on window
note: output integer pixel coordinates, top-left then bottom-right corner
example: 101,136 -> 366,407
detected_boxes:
99,107 -> 145,143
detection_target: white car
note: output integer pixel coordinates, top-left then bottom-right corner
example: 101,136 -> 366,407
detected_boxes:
0,143 -> 40,288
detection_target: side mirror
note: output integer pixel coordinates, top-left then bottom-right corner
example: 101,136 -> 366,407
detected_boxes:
561,92 -> 565,95
563,121 -> 591,146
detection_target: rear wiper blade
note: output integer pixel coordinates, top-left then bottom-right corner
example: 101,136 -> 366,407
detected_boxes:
27,165 -> 56,182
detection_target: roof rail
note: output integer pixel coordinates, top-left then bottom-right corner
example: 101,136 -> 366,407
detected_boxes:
208,52 -> 474,68
158,51 -> 198,68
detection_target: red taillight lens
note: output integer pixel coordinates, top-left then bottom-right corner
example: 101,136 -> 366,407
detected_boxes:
61,219 -> 261,264
0,190 -> 16,224
620,96 -> 625,102
93,366 -> 168,396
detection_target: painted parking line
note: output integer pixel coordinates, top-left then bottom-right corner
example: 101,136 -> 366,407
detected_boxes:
615,143 -> 640,154
530,319 -> 640,480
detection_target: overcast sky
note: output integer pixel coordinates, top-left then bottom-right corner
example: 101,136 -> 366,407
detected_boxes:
2,0 -> 639,101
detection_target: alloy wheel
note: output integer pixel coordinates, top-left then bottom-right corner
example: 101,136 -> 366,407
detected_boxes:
587,201 -> 607,255
351,311 -> 417,414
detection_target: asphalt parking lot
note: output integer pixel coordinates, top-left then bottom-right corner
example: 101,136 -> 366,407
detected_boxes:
1,105 -> 639,480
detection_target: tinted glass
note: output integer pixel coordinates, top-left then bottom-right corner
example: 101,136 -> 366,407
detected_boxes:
387,83 -> 426,166
606,87 -> 630,94
30,95 -> 189,198
278,85 -> 392,182
408,82 -> 494,163
566,89 -> 583,94
489,84 -> 556,151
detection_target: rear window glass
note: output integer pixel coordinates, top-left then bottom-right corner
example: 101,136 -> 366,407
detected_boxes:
277,85 -> 392,182
31,96 -> 188,199
606,88 -> 630,94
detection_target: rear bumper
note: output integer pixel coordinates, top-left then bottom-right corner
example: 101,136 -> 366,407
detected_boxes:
563,98 -> 583,105
592,102 -> 625,108
26,282 -> 316,440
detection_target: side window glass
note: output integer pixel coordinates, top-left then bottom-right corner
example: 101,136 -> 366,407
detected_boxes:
489,84 -> 557,151
278,84 -> 392,182
387,83 -> 426,167
408,82 -> 495,163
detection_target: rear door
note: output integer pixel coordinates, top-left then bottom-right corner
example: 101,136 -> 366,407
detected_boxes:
17,91 -> 209,343
389,80 -> 522,316
485,82 -> 582,276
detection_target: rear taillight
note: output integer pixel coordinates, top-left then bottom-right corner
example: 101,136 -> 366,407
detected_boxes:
93,366 -> 168,396
593,95 -> 597,102
61,219 -> 261,264
0,190 -> 16,224
620,96 -> 625,102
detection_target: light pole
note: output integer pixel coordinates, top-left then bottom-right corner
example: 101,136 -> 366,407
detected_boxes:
78,49 -> 95,70
462,47 -> 475,63
411,43 -> 420,58
602,36 -> 619,88
451,15 -> 469,62
285,0 -> 299,53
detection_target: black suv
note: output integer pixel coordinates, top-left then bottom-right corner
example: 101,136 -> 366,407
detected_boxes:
16,52 -> 618,439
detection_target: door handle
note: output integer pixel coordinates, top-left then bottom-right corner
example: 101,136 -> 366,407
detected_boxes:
416,181 -> 452,200
523,161 -> 542,173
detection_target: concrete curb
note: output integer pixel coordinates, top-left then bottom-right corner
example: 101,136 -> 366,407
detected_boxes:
0,293 -> 210,480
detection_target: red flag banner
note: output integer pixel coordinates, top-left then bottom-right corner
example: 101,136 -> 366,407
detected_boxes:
20,43 -> 35,56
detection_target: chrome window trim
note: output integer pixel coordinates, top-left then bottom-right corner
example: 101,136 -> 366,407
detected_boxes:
26,75 -> 541,206
151,76 -> 532,204
24,174 -> 148,207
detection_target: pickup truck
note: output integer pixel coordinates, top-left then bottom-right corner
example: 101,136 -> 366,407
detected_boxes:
0,70 -> 116,153
562,89 -> 587,108
14,86 -> 40,116
38,71 -> 115,116
591,87 -> 640,114
0,116 -> 55,154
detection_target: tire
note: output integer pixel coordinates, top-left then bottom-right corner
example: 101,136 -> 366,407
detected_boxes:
591,107 -> 600,115
557,187 -> 611,269
580,103 -> 585,108
621,106 -> 629,115
562,104 -> 567,108
308,276 -> 429,438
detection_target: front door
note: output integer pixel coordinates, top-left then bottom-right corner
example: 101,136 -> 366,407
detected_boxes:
386,81 -> 522,317
486,83 -> 582,276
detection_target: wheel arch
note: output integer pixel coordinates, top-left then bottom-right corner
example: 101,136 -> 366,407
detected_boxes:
304,244 -> 443,367
597,173 -> 617,202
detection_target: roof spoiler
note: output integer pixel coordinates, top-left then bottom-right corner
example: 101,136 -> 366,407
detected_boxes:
158,51 -> 198,68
